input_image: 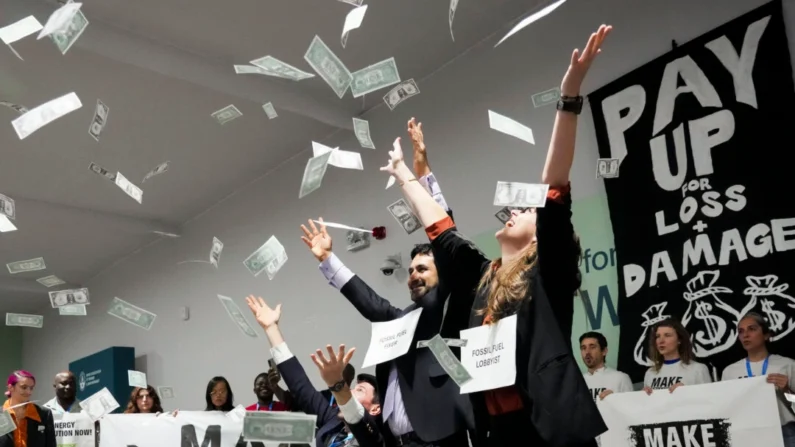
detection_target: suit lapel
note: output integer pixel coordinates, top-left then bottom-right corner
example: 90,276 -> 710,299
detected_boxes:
317,418 -> 342,446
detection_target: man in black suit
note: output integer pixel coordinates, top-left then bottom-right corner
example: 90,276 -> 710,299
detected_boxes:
319,364 -> 355,409
245,295 -> 382,447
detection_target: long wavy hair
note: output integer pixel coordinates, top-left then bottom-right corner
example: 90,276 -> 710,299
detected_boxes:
648,319 -> 695,372
204,376 -> 234,411
124,385 -> 163,413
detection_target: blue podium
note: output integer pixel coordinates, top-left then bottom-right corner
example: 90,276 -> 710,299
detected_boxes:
69,346 -> 135,413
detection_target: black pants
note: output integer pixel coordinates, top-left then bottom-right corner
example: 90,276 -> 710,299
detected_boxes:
488,410 -> 598,447
393,430 -> 469,447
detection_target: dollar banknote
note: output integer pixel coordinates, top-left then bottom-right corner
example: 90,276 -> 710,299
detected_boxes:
7,257 -> 46,274
337,0 -> 363,5
0,411 -> 16,437
115,172 -> 143,204
49,288 -> 90,308
350,57 -> 400,98
531,87 -> 560,108
107,297 -> 156,330
596,158 -> 620,179
488,110 -> 534,145
88,99 -> 108,142
234,65 -> 271,75
88,162 -> 116,182
494,206 -> 512,224
311,142 -> 362,170
304,35 -> 352,99
352,117 -> 375,149
142,161 -> 169,183
243,411 -> 317,444
449,0 -> 459,41
37,275 -> 65,288
0,101 -> 28,114
81,387 -> 119,421
128,370 -> 147,388
0,193 -> 15,220
38,2 -> 81,39
59,304 -> 87,316
262,102 -> 278,119
493,181 -> 549,208
426,334 -> 473,387
249,56 -> 315,81
243,236 -> 288,280
417,338 -> 467,348
218,295 -> 258,338
5,313 -> 43,328
50,8 -> 87,55
209,237 -> 223,267
387,198 -> 421,234
0,16 -> 42,46
212,104 -> 242,125
383,79 -> 419,111
12,92 -> 82,140
299,150 -> 333,199
341,4 -> 368,49
157,386 -> 175,399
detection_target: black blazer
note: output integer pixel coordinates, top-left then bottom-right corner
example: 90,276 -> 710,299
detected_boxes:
276,356 -> 382,447
0,403 -> 56,447
429,188 -> 607,446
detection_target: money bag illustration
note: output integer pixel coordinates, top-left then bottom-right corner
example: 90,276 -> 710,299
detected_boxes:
681,270 -> 747,358
744,275 -> 795,342
633,302 -> 671,367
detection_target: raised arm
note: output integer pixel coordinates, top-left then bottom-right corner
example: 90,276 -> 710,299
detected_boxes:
301,219 -> 402,322
266,368 -> 293,410
409,118 -> 451,215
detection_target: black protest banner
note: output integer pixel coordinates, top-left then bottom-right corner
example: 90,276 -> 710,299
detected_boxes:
588,0 -> 795,381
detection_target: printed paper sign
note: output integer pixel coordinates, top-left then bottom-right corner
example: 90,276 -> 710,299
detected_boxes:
54,413 -> 95,447
362,307 -> 423,368
458,314 -> 517,394
597,377 -> 783,447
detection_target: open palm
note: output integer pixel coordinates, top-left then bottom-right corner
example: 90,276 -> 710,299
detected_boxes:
300,218 -> 332,261
246,295 -> 281,329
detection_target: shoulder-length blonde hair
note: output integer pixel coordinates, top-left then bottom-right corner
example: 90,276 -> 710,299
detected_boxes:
475,242 -> 538,323
648,319 -> 695,372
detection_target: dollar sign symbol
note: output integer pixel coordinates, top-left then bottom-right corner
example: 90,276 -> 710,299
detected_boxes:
694,301 -> 726,347
761,298 -> 786,332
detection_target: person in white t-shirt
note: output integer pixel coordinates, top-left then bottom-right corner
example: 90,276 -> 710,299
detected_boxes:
579,331 -> 633,401
721,312 -> 795,447
643,318 -> 711,394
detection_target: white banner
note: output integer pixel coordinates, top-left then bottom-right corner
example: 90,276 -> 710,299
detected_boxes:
99,411 -> 280,447
54,413 -> 95,447
597,376 -> 784,447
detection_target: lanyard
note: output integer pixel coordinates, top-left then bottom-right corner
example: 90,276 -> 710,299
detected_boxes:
255,402 -> 274,411
329,395 -> 336,407
330,433 -> 353,447
746,356 -> 770,377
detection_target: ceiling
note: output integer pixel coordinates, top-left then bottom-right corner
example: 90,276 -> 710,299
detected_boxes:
0,0 -> 542,313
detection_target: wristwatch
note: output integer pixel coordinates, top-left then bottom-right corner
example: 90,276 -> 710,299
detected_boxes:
328,380 -> 346,392
557,95 -> 584,115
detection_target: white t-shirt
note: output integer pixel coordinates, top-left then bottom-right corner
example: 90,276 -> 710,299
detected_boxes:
583,366 -> 634,401
722,354 -> 795,426
644,360 -> 712,390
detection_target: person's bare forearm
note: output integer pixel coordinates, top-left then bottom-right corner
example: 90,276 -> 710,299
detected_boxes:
264,324 -> 285,347
542,105 -> 578,187
394,162 -> 447,226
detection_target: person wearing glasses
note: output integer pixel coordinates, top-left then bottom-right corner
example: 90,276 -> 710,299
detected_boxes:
205,377 -> 235,412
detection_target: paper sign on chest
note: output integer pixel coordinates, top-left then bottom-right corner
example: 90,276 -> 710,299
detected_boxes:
362,307 -> 423,368
458,314 -> 517,394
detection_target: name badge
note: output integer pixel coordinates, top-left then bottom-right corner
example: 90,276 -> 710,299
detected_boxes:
362,308 -> 424,368
458,314 -> 517,394
38,425 -> 45,432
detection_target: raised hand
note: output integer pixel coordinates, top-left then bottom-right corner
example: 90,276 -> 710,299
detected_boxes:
246,295 -> 281,329
561,24 -> 612,96
311,344 -> 356,387
300,218 -> 332,262
267,367 -> 282,389
408,118 -> 429,177
380,137 -> 405,176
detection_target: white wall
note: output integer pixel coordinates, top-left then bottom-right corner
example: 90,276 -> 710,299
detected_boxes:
22,0 -> 786,411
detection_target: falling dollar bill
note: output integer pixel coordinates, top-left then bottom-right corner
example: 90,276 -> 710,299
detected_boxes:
496,0 -> 567,47
107,297 -> 156,330
128,370 -> 147,388
218,295 -> 258,338
0,101 -> 29,114
350,56 -> 400,98
299,150 -> 333,199
494,206 -> 513,224
12,92 -> 82,140
596,158 -> 620,179
304,35 -> 353,98
488,110 -> 534,145
426,334 -> 473,387
88,99 -> 108,142
209,237 -> 223,267
0,193 -> 15,220
234,65 -> 271,75
243,411 -> 317,444
81,388 -> 119,421
49,288 -> 90,308
38,2 -> 81,39
417,338 -> 467,348
115,172 -> 143,204
0,411 -> 15,437
449,0 -> 459,41
243,236 -> 288,280
352,117 -> 375,149
7,257 -> 46,274
249,56 -> 315,81
88,162 -> 116,182
59,305 -> 87,316
50,8 -> 88,55
337,0 -> 363,6
0,16 -> 43,46
387,198 -> 421,235
531,87 -> 561,108
312,142 -> 362,170
493,181 -> 549,208
385,175 -> 396,189
341,4 -> 368,49
157,386 -> 175,399
262,102 -> 278,119
211,104 -> 242,125
37,275 -> 65,287
142,161 -> 169,183
383,79 -> 419,111
5,313 -> 43,328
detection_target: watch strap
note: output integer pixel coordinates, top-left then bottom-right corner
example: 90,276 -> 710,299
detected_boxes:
556,95 -> 584,115
328,380 -> 346,392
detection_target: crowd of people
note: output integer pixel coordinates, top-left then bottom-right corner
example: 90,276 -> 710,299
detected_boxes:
3,23 -> 794,447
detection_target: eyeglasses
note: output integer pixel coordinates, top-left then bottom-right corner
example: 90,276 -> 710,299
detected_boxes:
210,390 -> 228,397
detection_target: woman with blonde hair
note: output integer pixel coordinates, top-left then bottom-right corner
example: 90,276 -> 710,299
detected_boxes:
1,370 -> 56,447
379,24 -> 612,447
642,318 -> 711,394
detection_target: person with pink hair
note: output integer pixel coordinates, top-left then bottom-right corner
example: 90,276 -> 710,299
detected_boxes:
1,370 -> 56,447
